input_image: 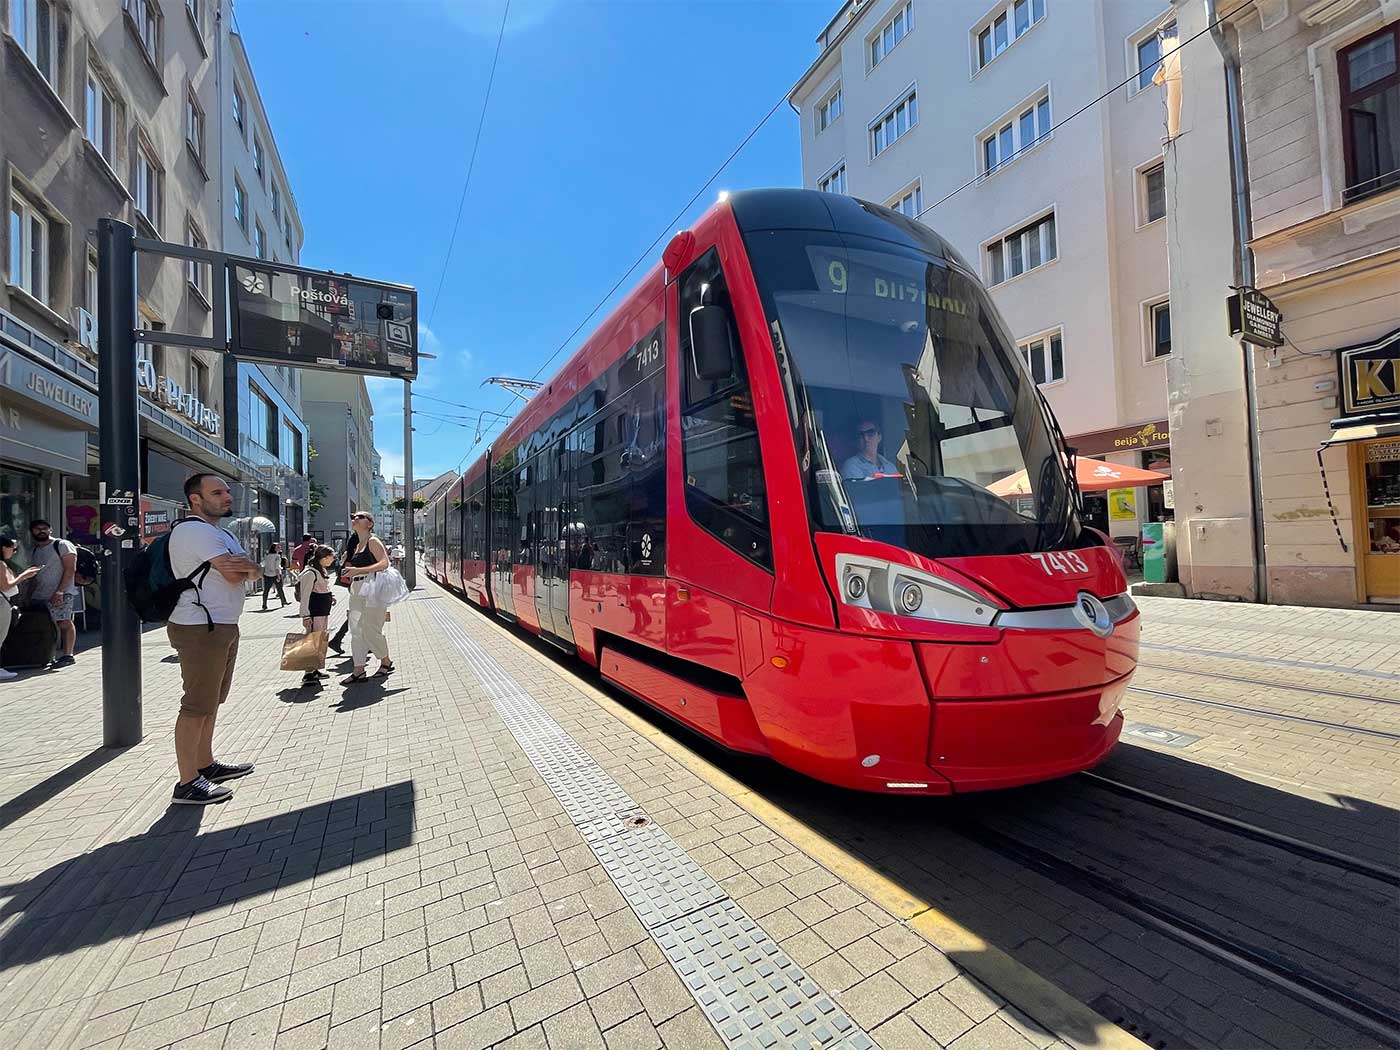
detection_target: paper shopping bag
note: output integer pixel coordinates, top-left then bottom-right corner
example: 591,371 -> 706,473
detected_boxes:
281,630 -> 328,672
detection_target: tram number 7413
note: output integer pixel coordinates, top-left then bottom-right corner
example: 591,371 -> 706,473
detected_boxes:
1030,551 -> 1090,575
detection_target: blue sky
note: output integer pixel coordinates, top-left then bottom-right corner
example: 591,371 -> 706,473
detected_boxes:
235,0 -> 832,483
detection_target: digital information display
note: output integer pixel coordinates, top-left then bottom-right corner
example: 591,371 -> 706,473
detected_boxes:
230,264 -> 418,379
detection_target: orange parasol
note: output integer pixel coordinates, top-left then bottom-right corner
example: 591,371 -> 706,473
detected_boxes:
988,458 -> 1169,497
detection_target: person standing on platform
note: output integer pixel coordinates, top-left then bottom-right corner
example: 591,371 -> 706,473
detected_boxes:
295,544 -> 336,687
340,512 -> 393,685
290,533 -> 314,571
27,520 -> 79,669
166,473 -> 263,805
0,537 -> 41,680
327,530 -> 358,656
260,543 -> 289,610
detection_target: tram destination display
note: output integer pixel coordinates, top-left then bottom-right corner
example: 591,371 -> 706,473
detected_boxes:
230,264 -> 418,379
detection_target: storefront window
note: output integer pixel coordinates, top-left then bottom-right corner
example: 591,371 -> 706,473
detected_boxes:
1,466 -> 42,569
1143,448 -> 1174,521
1364,440 -> 1400,554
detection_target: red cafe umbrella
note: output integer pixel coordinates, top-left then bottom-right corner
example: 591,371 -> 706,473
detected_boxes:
989,458 -> 1169,497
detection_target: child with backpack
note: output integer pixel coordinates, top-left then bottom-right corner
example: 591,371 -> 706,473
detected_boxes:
294,545 -> 337,686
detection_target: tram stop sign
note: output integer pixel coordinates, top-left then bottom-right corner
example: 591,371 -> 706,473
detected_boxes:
230,263 -> 418,379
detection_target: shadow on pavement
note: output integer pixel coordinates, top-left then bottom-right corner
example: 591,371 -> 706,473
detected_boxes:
0,781 -> 415,970
0,746 -> 130,834
330,684 -> 408,713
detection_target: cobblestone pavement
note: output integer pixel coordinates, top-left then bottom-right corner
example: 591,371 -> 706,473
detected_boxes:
0,589 -> 1107,1050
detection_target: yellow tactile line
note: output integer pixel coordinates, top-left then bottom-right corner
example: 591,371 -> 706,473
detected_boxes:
428,584 -> 1150,1050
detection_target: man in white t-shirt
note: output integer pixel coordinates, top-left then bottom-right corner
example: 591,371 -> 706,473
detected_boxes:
260,543 -> 288,610
166,473 -> 264,806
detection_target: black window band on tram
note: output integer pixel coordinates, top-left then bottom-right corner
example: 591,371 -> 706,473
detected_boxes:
678,247 -> 773,572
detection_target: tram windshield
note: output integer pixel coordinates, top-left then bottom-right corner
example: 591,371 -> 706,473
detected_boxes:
745,227 -> 1081,559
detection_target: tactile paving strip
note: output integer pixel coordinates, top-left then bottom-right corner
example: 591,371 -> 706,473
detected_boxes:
429,604 -> 876,1049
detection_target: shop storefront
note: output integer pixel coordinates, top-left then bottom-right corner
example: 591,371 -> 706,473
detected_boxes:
1068,419 -> 1172,540
1327,327 -> 1400,604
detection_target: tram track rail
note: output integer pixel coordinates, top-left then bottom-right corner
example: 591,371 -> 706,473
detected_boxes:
1138,642 -> 1400,683
1077,772 -> 1400,887
952,818 -> 1400,1049
1127,683 -> 1400,741
1137,662 -> 1400,708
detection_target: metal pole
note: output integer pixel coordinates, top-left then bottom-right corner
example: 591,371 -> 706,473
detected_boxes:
98,218 -> 143,747
402,379 -> 415,588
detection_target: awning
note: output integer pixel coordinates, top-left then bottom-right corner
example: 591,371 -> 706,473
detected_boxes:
989,458 -> 1169,497
1320,421 -> 1400,447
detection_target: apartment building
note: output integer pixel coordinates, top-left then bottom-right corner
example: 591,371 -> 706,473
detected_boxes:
1,0 -> 260,558
301,370 -> 373,545
218,9 -> 310,549
790,0 -> 1183,542
1165,0 -> 1399,606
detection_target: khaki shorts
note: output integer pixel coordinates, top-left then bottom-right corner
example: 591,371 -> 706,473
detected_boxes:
167,623 -> 240,717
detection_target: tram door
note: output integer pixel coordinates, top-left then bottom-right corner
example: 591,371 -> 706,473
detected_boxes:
534,438 -> 573,644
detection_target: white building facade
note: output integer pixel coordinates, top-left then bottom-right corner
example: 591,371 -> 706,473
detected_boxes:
790,0 -> 1184,541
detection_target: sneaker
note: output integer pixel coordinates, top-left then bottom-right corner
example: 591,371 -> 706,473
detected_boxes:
199,760 -> 255,783
49,654 -> 75,669
0,668 -> 16,680
172,775 -> 232,805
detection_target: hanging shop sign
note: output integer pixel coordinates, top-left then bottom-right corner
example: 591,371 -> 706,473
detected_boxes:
229,264 -> 418,379
1071,420 -> 1170,458
136,358 -> 221,435
1226,286 -> 1284,349
1337,327 -> 1400,419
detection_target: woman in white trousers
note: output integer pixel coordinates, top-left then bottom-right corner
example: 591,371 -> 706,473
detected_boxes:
340,512 -> 394,685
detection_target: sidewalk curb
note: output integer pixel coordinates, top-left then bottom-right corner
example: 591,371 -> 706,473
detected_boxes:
432,586 -> 1152,1050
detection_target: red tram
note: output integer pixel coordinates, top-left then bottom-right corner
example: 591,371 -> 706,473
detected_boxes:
425,189 -> 1138,793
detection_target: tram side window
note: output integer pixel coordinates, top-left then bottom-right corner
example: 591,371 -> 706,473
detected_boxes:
678,248 -> 772,570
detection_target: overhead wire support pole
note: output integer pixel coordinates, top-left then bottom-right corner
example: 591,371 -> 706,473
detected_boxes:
403,378 -> 416,589
97,217 -> 143,748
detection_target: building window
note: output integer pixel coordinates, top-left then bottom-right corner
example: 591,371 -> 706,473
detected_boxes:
1134,20 -> 1177,92
986,211 -> 1056,285
135,140 -> 161,230
185,0 -> 198,27
123,0 -> 160,64
870,1 -> 913,69
818,162 -> 847,194
285,218 -> 293,255
977,0 -> 1045,70
888,182 -> 922,217
817,85 -> 842,133
248,386 -> 277,451
280,421 -> 302,473
7,189 -> 50,305
84,248 -> 97,317
10,0 -> 60,87
1019,330 -> 1064,384
871,88 -> 918,158
1150,300 -> 1171,358
188,355 -> 207,401
185,88 -> 205,163
271,181 -> 281,221
254,221 -> 266,259
1142,161 -> 1166,223
233,177 -> 247,231
85,73 -> 116,165
1340,24 -> 1400,204
252,136 -> 265,182
186,220 -> 208,297
981,92 -> 1051,174
232,82 -> 245,137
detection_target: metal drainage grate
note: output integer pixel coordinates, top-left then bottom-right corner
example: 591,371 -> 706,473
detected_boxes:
429,604 -> 876,1050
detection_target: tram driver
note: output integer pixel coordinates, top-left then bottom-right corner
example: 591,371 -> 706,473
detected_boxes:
842,419 -> 899,481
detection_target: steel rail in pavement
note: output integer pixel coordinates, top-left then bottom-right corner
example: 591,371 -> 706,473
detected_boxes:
1127,685 -> 1400,741
1137,662 -> 1400,708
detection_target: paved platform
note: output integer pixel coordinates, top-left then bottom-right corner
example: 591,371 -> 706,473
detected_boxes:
0,584 -> 1128,1050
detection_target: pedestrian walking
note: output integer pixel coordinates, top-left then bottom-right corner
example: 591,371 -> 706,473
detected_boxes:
290,533 -> 314,571
26,519 -> 79,668
260,542 -> 289,610
294,545 -> 336,686
327,531 -> 358,656
0,537 -> 41,681
166,473 -> 263,805
340,512 -> 394,685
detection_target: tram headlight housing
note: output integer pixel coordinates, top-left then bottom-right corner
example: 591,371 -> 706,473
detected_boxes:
835,554 -> 1001,626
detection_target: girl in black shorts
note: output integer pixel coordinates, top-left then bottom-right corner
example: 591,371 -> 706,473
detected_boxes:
295,545 -> 337,685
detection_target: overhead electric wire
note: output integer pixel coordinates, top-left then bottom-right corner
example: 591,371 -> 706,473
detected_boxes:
425,0 -> 512,329
459,0 -> 1254,478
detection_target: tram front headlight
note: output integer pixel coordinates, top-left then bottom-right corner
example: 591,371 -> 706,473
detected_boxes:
834,554 -> 1001,626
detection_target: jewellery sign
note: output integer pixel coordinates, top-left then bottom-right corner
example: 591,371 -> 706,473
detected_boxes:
1337,326 -> 1400,419
1226,286 -> 1284,349
230,264 -> 418,379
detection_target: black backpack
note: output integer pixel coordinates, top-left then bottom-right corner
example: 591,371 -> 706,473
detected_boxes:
74,545 -> 99,585
123,520 -> 214,630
